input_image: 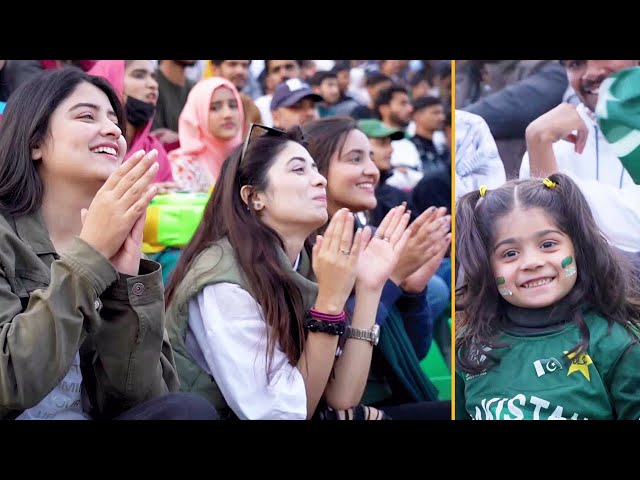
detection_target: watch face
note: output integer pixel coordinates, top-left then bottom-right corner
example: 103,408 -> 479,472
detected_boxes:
372,324 -> 380,345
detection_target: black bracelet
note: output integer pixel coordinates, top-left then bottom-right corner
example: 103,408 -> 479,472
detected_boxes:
305,318 -> 346,336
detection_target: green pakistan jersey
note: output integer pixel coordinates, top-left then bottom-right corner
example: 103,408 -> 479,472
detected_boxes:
456,308 -> 640,420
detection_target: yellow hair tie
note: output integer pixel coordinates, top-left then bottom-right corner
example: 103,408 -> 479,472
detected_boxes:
479,186 -> 487,197
542,178 -> 557,188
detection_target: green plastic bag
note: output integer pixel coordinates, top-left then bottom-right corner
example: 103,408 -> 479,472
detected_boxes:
143,192 -> 209,253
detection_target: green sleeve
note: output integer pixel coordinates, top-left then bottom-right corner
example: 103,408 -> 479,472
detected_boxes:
88,258 -> 180,418
455,370 -> 471,420
0,237 -> 117,415
607,342 -> 640,420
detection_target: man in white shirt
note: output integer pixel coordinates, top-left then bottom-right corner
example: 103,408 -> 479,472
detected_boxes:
521,60 -> 640,252
376,85 -> 423,190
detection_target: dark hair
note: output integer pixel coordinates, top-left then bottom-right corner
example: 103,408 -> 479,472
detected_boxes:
211,60 -> 252,66
374,84 -> 409,114
301,116 -> 358,178
455,173 -> 640,374
0,68 -> 124,216
409,70 -> 433,87
445,108 -> 452,127
435,62 -> 451,78
365,71 -> 391,87
412,95 -> 442,112
165,126 -> 310,378
309,70 -> 337,87
264,60 -> 303,74
331,61 -> 351,74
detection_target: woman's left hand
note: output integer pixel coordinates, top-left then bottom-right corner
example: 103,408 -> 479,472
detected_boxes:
400,233 -> 451,293
81,208 -> 146,276
356,205 -> 412,291
391,207 -> 451,293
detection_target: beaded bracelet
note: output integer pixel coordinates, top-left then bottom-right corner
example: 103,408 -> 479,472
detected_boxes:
304,318 -> 346,336
309,308 -> 346,323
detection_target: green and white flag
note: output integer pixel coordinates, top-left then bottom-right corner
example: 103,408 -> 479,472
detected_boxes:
596,66 -> 640,184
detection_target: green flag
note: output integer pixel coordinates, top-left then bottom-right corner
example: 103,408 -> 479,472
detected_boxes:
596,66 -> 640,184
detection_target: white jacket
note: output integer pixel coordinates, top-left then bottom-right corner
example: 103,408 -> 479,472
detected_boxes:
455,110 -> 506,200
520,103 -> 640,252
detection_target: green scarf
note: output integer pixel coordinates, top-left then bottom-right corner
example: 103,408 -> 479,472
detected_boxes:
377,305 -> 440,402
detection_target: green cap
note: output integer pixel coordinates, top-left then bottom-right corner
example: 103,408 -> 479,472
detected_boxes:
596,66 -> 640,184
357,119 -> 405,141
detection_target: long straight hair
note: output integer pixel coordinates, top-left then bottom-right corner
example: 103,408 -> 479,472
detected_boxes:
165,127 -> 310,378
0,69 -> 124,215
456,173 -> 640,374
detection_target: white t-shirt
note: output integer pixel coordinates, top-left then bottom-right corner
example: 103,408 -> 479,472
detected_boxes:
16,352 -> 89,420
254,95 -> 274,128
388,138 -> 423,190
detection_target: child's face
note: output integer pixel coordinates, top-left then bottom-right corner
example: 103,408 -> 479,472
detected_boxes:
490,207 -> 577,309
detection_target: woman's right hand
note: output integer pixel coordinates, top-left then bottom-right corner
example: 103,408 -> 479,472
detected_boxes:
79,149 -> 159,261
312,208 -> 369,315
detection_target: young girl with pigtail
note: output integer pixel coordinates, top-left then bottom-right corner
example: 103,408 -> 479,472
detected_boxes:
455,173 -> 640,420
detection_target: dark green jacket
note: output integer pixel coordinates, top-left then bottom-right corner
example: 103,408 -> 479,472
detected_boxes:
166,237 -> 317,419
0,209 -> 180,419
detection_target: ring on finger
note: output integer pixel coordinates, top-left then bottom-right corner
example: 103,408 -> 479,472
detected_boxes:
374,233 -> 384,240
339,249 -> 351,255
383,237 -> 391,242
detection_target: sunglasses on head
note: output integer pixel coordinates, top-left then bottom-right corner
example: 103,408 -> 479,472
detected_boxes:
239,123 -> 288,167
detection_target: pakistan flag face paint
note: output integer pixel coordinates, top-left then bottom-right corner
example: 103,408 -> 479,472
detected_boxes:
496,276 -> 512,296
562,256 -> 577,277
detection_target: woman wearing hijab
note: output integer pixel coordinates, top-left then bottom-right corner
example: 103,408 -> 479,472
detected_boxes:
169,77 -> 244,192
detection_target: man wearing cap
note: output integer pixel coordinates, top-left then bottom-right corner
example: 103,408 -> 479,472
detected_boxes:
270,78 -> 323,130
521,60 -> 640,253
254,60 -> 303,127
359,118 -> 453,343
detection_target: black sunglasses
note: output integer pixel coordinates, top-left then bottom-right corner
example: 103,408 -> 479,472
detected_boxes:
239,123 -> 288,167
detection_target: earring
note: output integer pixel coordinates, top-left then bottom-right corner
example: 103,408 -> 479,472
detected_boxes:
561,256 -> 577,277
496,276 -> 512,296
254,202 -> 263,211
